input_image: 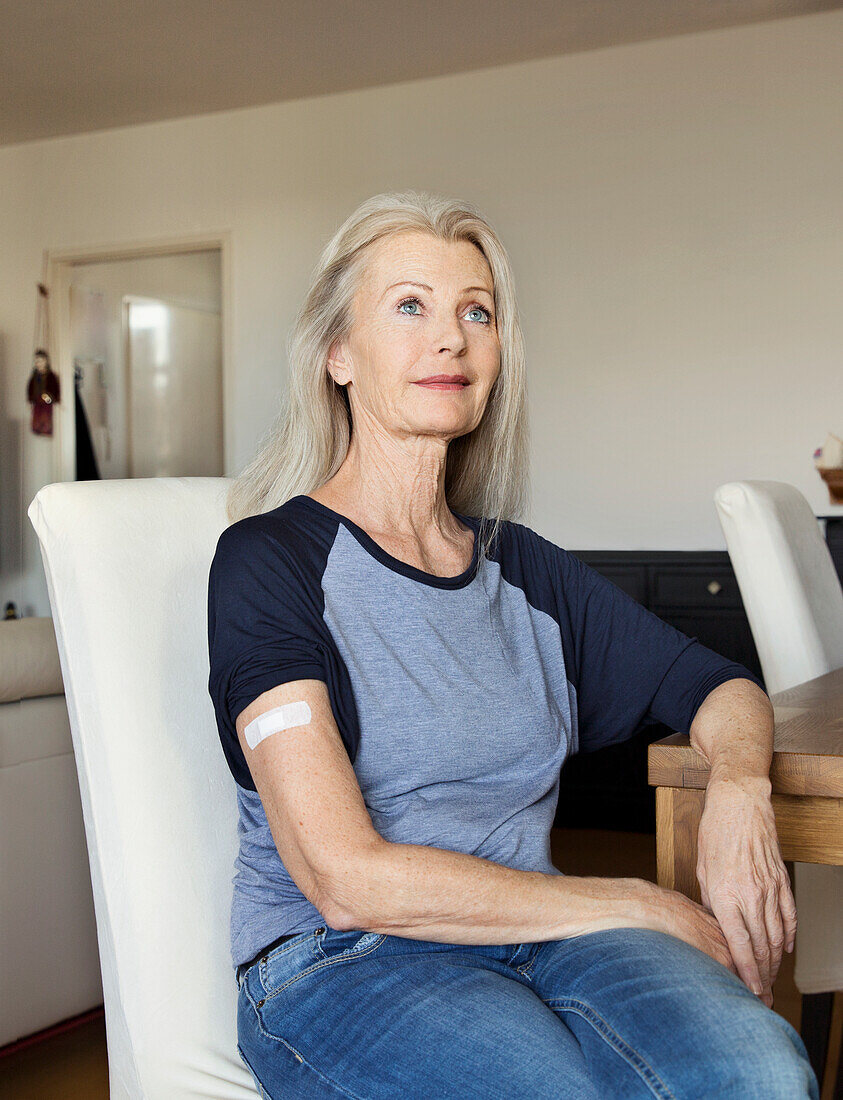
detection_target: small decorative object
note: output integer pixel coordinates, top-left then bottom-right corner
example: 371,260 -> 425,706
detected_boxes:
26,282 -> 61,437
813,431 -> 843,505
27,346 -> 61,436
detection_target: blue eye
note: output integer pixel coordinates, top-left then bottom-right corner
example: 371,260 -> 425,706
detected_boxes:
397,296 -> 492,324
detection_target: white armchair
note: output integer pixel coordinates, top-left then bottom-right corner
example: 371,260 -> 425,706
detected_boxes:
27,477 -> 259,1099
714,479 -> 843,1087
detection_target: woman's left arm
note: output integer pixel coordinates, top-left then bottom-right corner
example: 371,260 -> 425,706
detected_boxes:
690,677 -> 797,1009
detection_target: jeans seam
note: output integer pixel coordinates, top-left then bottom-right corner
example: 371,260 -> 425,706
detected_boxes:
259,934 -> 387,1007
515,949 -> 537,978
246,1005 -> 368,1099
241,972 -> 264,1019
542,996 -> 678,1100
237,1043 -> 275,1100
516,958 -> 536,978
503,943 -> 518,966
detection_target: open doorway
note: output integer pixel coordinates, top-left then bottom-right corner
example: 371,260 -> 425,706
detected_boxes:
47,235 -> 229,482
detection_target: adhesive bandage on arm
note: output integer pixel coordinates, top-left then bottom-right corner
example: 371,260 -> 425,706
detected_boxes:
243,700 -> 313,750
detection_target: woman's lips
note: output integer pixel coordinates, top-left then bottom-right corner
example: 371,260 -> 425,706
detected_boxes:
413,377 -> 469,390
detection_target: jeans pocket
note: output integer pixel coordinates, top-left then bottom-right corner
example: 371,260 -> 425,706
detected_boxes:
258,928 -> 325,1000
251,930 -> 389,1048
256,927 -> 388,1011
315,928 -> 386,962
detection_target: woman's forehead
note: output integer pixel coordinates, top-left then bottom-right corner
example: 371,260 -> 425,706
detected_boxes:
361,232 -> 492,290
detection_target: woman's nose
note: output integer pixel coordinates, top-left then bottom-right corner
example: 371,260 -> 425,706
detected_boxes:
433,312 -> 468,354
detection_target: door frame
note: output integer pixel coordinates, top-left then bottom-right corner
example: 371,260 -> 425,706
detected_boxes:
46,230 -> 232,483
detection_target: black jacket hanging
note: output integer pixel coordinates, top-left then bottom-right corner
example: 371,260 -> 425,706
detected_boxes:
74,373 -> 101,481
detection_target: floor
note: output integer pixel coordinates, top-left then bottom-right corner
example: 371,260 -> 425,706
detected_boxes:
1,827 -> 840,1098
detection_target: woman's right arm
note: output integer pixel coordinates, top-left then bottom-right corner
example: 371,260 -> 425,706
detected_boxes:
238,678 -> 737,976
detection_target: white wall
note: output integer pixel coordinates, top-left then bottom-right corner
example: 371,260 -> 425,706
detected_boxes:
1,11 -> 841,615
72,252 -> 221,314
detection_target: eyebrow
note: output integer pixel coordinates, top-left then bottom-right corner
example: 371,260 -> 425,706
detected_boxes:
380,280 -> 494,302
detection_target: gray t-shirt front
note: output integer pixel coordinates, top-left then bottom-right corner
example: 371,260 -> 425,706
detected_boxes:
207,495 -> 764,967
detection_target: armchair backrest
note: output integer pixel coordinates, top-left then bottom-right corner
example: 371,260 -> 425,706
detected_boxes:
28,477 -> 258,1099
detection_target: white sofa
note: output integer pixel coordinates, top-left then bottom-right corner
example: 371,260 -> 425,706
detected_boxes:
0,616 -> 102,1047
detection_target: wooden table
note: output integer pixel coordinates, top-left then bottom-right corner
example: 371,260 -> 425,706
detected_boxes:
648,666 -> 843,904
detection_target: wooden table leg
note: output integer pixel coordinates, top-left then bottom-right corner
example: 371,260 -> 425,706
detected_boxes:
655,786 -> 706,904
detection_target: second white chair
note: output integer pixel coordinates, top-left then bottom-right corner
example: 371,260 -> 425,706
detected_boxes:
714,478 -> 843,1083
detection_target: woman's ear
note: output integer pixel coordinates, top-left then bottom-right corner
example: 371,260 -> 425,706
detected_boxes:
327,339 -> 352,386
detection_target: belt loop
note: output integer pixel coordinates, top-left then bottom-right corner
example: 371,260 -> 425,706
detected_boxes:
506,942 -> 526,967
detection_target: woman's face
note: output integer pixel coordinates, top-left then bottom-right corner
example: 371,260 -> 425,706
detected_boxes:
328,231 -> 501,445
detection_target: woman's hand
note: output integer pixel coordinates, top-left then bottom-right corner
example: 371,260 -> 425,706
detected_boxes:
651,886 -> 741,977
695,775 -> 797,1009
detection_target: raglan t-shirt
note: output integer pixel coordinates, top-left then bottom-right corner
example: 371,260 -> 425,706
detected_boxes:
207,494 -> 765,968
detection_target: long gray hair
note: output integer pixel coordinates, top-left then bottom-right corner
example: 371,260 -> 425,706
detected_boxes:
226,189 -> 531,562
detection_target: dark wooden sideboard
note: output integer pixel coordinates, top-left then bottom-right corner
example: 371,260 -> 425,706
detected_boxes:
554,516 -> 843,834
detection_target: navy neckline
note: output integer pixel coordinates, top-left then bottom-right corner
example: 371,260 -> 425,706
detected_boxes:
290,495 -> 482,590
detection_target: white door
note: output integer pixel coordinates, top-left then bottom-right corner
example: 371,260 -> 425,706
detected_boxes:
125,296 -> 223,477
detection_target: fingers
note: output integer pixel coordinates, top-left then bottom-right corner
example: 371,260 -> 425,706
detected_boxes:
745,892 -> 774,1006
709,920 -> 739,977
778,866 -> 798,954
765,860 -> 796,1007
762,885 -> 784,995
716,905 -> 767,1003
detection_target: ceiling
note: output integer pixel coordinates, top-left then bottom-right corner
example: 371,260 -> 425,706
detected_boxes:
2,0 -> 840,146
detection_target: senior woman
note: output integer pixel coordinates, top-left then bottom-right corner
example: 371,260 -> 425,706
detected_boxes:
207,190 -> 818,1099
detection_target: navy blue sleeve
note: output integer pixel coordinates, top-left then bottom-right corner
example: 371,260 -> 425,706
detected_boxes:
207,520 -> 327,788
553,543 -> 767,754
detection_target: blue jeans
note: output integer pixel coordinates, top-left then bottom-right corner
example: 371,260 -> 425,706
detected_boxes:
235,925 -> 819,1099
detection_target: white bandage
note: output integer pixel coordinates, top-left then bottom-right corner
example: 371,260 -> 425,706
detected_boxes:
244,700 -> 312,750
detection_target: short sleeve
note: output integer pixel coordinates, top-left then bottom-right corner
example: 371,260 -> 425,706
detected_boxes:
560,550 -> 767,754
207,522 -> 327,787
